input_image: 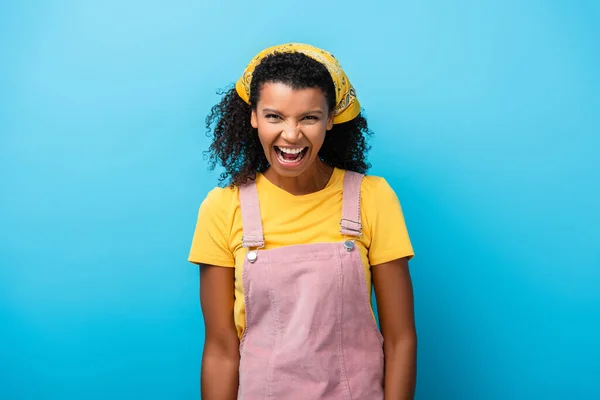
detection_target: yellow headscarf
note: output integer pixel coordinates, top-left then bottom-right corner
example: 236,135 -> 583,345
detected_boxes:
235,43 -> 361,124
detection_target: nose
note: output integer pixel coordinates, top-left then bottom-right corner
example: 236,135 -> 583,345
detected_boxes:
281,123 -> 302,143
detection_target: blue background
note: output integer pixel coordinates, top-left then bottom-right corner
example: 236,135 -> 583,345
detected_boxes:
1,1 -> 599,399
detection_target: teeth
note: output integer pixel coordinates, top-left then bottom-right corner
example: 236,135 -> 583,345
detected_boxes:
277,147 -> 305,154
277,152 -> 302,163
276,148 -> 305,164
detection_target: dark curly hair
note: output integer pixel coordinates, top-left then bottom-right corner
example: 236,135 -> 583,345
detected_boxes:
205,51 -> 372,186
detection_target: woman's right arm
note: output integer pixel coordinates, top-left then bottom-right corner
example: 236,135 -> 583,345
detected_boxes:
200,264 -> 239,399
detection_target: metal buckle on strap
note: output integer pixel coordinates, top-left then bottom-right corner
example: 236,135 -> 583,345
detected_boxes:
241,234 -> 265,245
339,219 -> 363,238
242,236 -> 264,263
340,218 -> 362,229
340,218 -> 362,252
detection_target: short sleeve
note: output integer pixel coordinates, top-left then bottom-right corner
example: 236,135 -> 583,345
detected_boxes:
188,187 -> 236,267
363,177 -> 414,265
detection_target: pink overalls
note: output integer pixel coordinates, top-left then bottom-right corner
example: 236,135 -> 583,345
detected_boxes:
237,171 -> 384,400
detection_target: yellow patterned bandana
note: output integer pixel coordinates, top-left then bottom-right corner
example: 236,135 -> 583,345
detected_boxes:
235,43 -> 361,124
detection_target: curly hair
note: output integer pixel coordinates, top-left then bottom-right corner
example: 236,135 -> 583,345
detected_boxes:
205,51 -> 372,186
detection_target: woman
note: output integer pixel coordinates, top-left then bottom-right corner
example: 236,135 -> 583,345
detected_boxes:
189,43 -> 416,399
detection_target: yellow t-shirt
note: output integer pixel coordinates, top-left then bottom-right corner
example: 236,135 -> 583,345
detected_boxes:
188,168 -> 414,339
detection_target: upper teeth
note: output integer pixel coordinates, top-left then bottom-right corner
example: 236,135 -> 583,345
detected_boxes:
278,147 -> 304,154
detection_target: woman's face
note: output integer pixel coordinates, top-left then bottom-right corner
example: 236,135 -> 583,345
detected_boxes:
251,82 -> 334,178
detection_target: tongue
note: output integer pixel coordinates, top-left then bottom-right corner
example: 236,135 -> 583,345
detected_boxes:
282,151 -> 298,160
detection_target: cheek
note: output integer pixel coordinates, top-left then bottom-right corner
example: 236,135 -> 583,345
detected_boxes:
256,125 -> 278,151
307,124 -> 328,148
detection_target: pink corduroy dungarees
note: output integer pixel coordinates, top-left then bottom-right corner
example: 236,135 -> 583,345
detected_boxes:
237,171 -> 384,400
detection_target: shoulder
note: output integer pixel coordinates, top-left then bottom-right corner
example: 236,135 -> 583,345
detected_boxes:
202,185 -> 239,208
360,174 -> 398,202
190,185 -> 240,267
199,185 -> 240,221
359,174 -> 403,225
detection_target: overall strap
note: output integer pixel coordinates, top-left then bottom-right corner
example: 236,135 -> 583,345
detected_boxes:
340,171 -> 364,238
239,179 -> 265,249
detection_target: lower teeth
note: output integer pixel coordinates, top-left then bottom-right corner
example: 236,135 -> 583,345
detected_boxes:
277,149 -> 304,163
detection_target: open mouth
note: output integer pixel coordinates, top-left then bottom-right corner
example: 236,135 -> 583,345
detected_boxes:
274,146 -> 308,165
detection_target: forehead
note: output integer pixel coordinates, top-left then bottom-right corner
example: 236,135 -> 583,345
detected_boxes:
256,82 -> 328,111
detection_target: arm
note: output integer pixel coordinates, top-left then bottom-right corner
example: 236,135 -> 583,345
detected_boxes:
200,264 -> 239,400
372,257 -> 417,400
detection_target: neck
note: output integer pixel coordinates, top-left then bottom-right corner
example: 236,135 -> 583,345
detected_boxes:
263,160 -> 334,196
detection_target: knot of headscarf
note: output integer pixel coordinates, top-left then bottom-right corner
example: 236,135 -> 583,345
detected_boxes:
235,43 -> 361,124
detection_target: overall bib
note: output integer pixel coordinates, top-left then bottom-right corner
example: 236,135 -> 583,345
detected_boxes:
237,171 -> 384,400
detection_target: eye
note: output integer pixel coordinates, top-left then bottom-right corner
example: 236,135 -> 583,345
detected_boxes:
303,116 -> 319,121
265,114 -> 281,120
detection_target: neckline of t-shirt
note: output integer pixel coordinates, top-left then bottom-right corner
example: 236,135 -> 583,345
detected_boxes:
256,167 -> 344,199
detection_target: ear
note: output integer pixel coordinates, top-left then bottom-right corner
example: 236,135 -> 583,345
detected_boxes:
326,113 -> 334,131
251,109 -> 258,129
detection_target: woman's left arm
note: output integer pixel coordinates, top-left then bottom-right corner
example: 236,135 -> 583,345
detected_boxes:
372,256 -> 417,400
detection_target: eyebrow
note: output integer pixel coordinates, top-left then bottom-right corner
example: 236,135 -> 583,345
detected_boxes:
261,108 -> 325,115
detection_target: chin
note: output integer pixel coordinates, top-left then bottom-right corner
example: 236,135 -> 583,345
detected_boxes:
270,166 -> 307,178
